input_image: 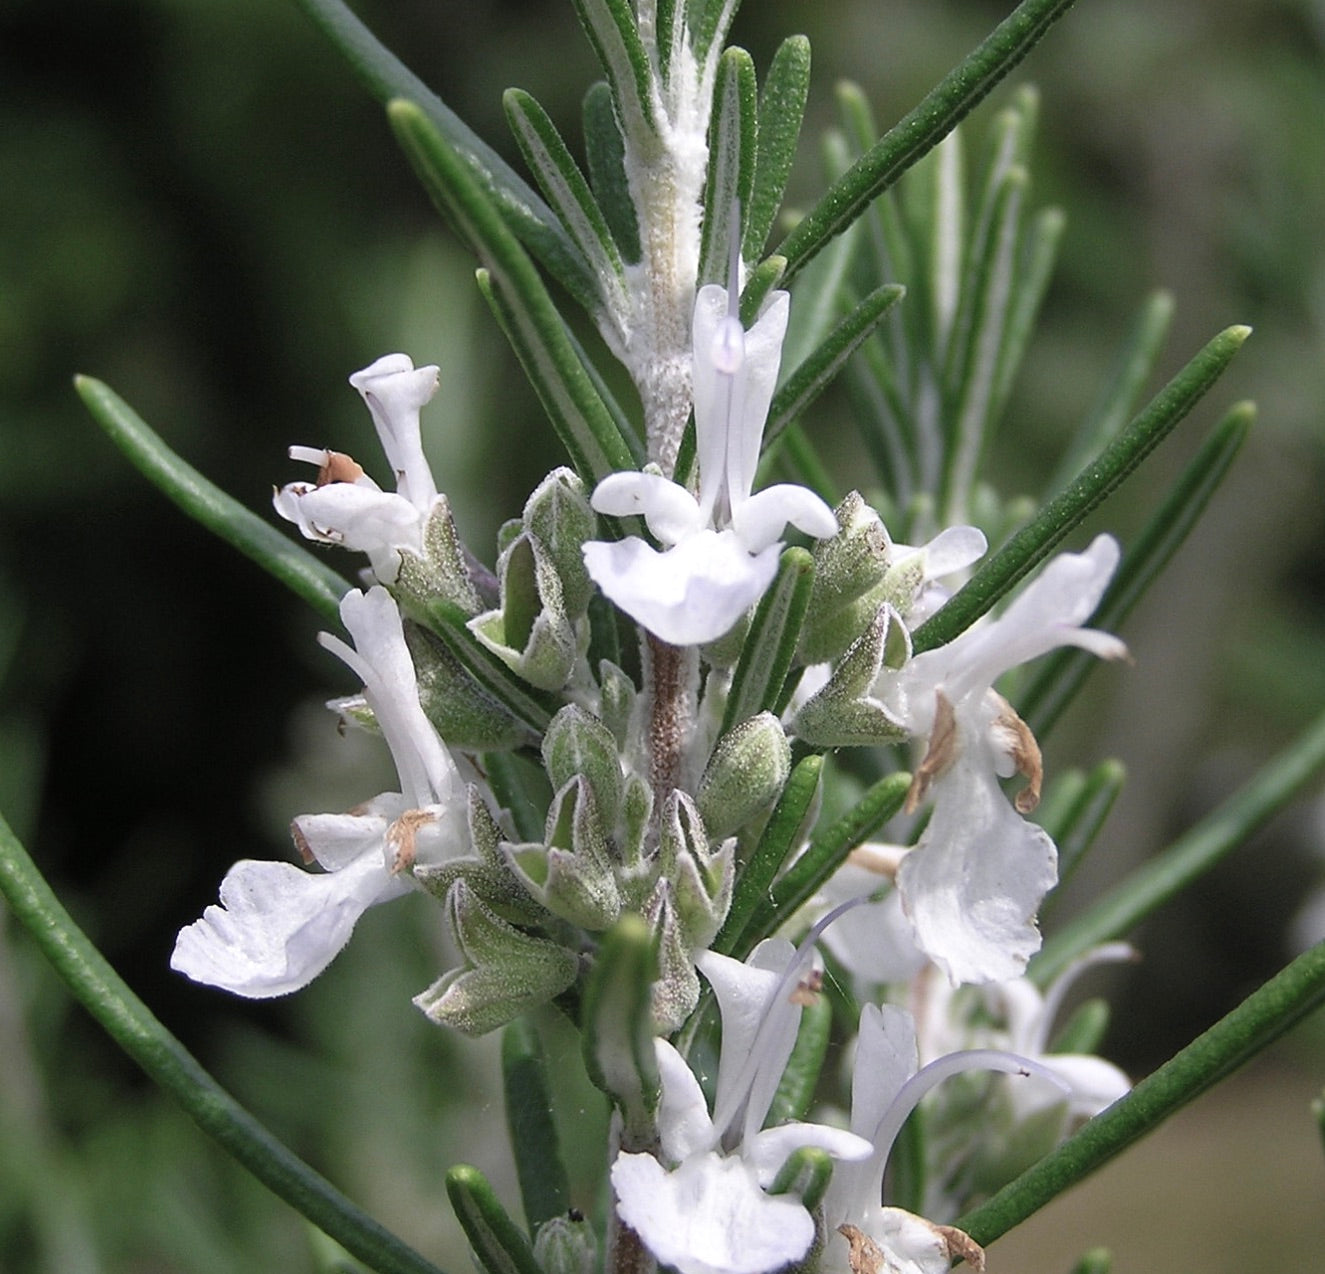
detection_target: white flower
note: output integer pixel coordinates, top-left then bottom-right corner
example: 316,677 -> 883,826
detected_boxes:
611,938 -> 872,1274
583,283 -> 837,645
171,586 -> 467,997
877,534 -> 1128,984
913,945 -> 1134,1125
825,1002 -> 1070,1274
274,354 -> 441,582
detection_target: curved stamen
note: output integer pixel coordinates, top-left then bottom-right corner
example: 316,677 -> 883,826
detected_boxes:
859,1048 -> 1072,1212
708,897 -> 872,1148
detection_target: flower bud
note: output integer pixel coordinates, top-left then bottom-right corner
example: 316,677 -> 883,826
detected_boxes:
542,704 -> 624,829
523,467 -> 596,618
414,880 -> 579,1036
697,712 -> 791,841
502,778 -> 622,931
534,1215 -> 598,1274
393,495 -> 485,616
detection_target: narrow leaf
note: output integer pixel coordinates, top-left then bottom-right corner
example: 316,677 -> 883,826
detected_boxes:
960,938 -> 1325,1247
912,325 -> 1252,657
777,0 -> 1082,282
0,814 -> 447,1274
940,165 -> 1027,523
387,100 -> 638,482
583,81 -> 641,262
446,1165 -> 542,1274
580,913 -> 660,1149
1033,706 -> 1325,986
765,283 -> 906,448
501,1020 -> 571,1232
504,89 -> 625,302
570,0 -> 654,146
722,547 -> 815,734
739,771 -> 911,953
1043,759 -> 1126,896
746,35 -> 811,259
715,753 -> 823,957
1019,402 -> 1254,737
293,0 -> 596,310
77,376 -> 349,624
1047,290 -> 1175,496
415,595 -> 556,736
766,993 -> 832,1125
698,47 -> 758,288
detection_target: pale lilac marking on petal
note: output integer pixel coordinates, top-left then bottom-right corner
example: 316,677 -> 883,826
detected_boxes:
170,852 -> 408,999
897,753 -> 1057,985
582,531 -> 779,646
611,1151 -> 815,1274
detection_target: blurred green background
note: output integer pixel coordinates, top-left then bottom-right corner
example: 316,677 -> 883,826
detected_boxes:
2,0 -> 1325,1270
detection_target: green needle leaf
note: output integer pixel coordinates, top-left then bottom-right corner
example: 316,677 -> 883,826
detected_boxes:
412,596 -> 556,737
580,913 -> 660,1149
76,376 -> 350,625
501,1020 -> 571,1233
0,813 -> 447,1274
504,89 -> 626,305
570,0 -> 655,146
745,35 -> 812,260
722,547 -> 815,734
715,753 -> 823,957
446,1165 -> 542,1274
1047,290 -> 1175,496
912,324 -> 1251,656
776,0 -> 1082,282
583,81 -> 641,262
698,46 -> 758,288
292,0 -> 596,311
959,937 -> 1325,1247
739,771 -> 911,953
766,992 -> 833,1126
1019,402 -> 1254,737
764,283 -> 906,449
1033,706 -> 1325,986
386,100 -> 640,483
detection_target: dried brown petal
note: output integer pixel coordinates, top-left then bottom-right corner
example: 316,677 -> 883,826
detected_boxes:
905,690 -> 958,814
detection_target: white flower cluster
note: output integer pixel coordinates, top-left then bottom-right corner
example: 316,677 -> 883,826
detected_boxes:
169,15 -> 1133,1263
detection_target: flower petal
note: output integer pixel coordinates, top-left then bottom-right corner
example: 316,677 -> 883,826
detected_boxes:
897,752 -> 1057,985
732,484 -> 838,554
655,1039 -> 718,1163
612,1151 -> 814,1274
320,587 -> 466,814
583,531 -> 780,646
589,471 -> 704,545
745,1122 -> 873,1188
348,353 -> 440,511
170,852 -> 408,998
